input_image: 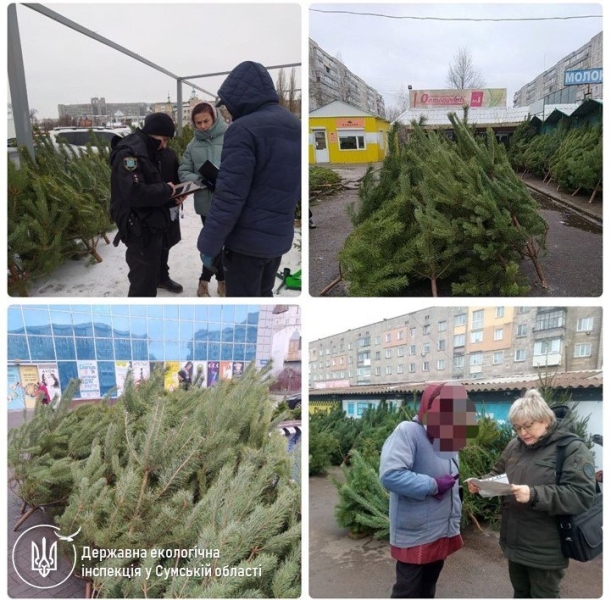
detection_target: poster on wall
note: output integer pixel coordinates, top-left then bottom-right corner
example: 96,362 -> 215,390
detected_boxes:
232,362 -> 245,378
207,361 -> 220,387
192,361 -> 208,388
132,361 -> 150,386
7,365 -> 26,410
115,361 -> 152,396
77,360 -> 101,399
220,361 -> 233,380
114,361 -> 131,396
165,361 -> 180,392
19,365 -> 40,409
39,365 -> 62,405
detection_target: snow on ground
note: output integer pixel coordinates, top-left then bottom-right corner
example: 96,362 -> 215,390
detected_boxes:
25,196 -> 301,298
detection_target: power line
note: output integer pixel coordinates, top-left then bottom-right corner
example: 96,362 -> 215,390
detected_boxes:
309,8 -> 601,22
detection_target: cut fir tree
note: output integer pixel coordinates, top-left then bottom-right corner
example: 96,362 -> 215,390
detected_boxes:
339,115 -> 548,296
8,365 -> 301,598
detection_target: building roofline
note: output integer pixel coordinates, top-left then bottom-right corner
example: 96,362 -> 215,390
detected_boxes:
309,370 -> 602,397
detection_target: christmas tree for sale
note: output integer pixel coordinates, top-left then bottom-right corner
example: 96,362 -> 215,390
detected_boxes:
7,158 -> 74,296
347,123 -> 404,227
340,113 -> 548,296
332,449 -> 389,540
8,380 -> 115,528
549,125 -> 602,202
54,365 -> 300,598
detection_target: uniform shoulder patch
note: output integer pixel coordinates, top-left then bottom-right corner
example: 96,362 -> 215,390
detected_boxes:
583,463 -> 596,479
123,157 -> 138,171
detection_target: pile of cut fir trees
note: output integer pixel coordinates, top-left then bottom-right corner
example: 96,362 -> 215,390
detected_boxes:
8,365 -> 300,598
339,113 -> 549,296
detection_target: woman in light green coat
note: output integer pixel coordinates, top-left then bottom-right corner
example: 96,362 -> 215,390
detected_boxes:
179,102 -> 228,297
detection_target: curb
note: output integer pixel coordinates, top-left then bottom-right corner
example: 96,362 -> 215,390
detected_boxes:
523,181 -> 602,228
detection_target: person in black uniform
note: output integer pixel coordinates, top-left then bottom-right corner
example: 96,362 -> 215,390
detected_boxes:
110,112 -> 185,297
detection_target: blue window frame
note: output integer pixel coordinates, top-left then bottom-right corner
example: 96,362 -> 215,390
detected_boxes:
130,317 -> 148,338
58,361 -> 79,397
76,338 -> 96,360
114,338 -> 132,361
95,338 -> 114,360
132,339 -> 149,361
113,316 -> 130,338
8,307 -> 25,334
97,361 -> 117,396
55,337 -> 76,360
194,342 -> 208,360
73,313 -> 93,337
93,315 -> 113,337
23,308 -> 52,336
233,344 -> 246,361
8,335 -> 29,360
29,336 -> 55,360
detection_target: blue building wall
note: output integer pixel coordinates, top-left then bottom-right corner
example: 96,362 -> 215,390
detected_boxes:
7,305 -> 262,403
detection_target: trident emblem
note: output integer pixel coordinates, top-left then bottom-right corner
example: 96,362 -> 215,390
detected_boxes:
31,537 -> 57,578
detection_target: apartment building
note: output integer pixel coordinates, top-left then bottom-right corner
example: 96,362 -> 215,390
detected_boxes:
309,38 -> 386,117
513,32 -> 602,107
310,306 -> 602,389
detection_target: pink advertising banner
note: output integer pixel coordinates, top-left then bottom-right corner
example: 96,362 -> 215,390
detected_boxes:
410,88 -> 507,109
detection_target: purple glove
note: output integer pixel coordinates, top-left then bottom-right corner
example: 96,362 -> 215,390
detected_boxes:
433,474 -> 458,500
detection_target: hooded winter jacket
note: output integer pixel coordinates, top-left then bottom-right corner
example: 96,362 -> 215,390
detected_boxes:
379,384 -> 462,548
197,61 -> 301,259
488,423 -> 596,569
178,103 -> 227,216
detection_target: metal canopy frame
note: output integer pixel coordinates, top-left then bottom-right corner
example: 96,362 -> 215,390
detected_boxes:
8,3 -> 300,156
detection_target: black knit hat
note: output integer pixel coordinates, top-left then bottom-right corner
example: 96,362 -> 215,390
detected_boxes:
142,112 -> 175,137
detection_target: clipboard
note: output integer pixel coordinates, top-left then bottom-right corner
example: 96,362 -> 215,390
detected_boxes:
170,180 -> 204,199
198,160 -> 219,191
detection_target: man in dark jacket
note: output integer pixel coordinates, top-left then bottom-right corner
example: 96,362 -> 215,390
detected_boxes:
110,112 -> 185,297
197,61 -> 301,297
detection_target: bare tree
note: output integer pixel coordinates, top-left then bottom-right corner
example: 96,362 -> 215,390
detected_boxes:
276,68 -> 300,117
288,68 -> 298,114
446,47 -> 486,89
386,83 -> 412,121
276,68 -> 288,108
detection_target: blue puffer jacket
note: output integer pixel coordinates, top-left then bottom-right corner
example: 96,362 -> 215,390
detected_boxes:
197,61 -> 301,259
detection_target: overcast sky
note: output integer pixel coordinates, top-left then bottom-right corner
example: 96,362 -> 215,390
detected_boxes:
8,3 -> 301,119
306,299 -> 437,342
309,3 -> 603,111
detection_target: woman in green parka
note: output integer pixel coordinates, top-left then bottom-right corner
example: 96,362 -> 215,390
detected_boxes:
179,101 -> 228,297
467,389 -> 596,598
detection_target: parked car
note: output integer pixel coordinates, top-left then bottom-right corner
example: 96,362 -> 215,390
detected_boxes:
286,393 -> 301,409
48,126 -> 131,154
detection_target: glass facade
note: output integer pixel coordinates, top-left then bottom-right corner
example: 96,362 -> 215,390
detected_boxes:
8,304 -> 263,402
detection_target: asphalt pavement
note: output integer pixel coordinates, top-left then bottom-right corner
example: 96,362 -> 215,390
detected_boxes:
309,467 -> 603,599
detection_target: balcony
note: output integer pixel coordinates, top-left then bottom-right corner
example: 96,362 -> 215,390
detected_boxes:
533,353 -> 562,367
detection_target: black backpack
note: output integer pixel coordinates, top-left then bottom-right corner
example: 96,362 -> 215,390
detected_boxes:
555,435 -> 602,562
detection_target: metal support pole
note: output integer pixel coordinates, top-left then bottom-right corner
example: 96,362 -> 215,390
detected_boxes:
7,4 -> 34,158
176,79 -> 183,134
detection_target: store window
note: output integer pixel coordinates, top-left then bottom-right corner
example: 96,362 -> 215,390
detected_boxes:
338,130 -> 366,150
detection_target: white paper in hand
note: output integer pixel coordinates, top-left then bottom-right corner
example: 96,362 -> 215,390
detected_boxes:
464,473 -> 512,497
